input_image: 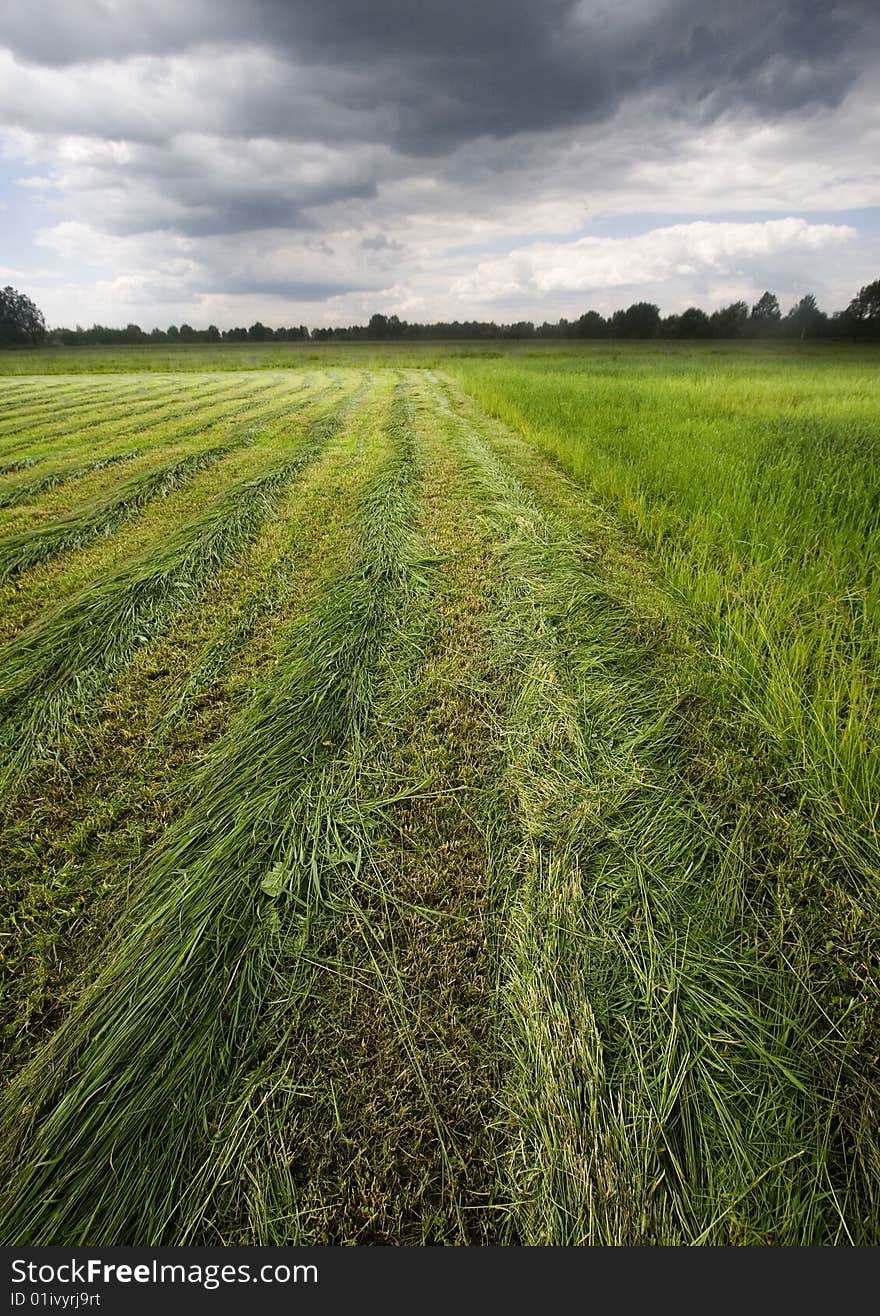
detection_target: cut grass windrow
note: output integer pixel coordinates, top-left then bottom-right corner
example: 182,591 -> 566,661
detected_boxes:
0,371 -> 262,440
151,378 -> 380,739
0,377 -> 343,637
0,379 -> 159,439
272,375 -> 506,1244
0,376 -> 319,531
425,376 -> 878,1245
0,450 -> 141,509
0,373 -> 283,465
0,396 -> 355,793
0,446 -> 233,580
0,384 -> 427,1245
0,387 -> 189,458
0,377 -> 392,1078
0,457 -> 41,477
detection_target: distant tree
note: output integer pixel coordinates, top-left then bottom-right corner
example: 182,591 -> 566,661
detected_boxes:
247,321 -> 273,341
0,285 -> 47,347
178,323 -> 197,342
574,310 -> 607,338
846,279 -> 880,322
505,320 -> 536,339
750,291 -> 781,329
166,324 -> 180,341
610,302 -> 661,338
709,301 -> 749,338
677,306 -> 711,338
785,293 -> 826,340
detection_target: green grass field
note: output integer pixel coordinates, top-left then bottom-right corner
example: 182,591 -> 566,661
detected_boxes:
0,342 -> 877,1245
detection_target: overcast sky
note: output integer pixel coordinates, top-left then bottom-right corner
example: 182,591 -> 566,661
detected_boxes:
1,0 -> 878,328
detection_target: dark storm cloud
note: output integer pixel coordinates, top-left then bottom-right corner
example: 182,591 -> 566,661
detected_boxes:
97,174 -> 379,239
2,0 -> 876,323
2,1 -> 877,153
109,198 -> 310,238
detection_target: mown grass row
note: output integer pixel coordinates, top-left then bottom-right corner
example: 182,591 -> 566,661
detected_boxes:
0,389 -> 356,794
0,373 -> 318,551
0,374 -> 393,1078
426,376 -> 879,1244
0,378 -> 218,453
0,457 -> 41,477
0,368 -> 274,430
237,377 -> 505,1244
0,377 -> 161,436
0,383 -> 428,1244
0,450 -> 142,509
0,445 -> 237,580
0,377 -> 344,637
0,372 -> 285,466
450,357 -> 880,887
0,376 -> 318,540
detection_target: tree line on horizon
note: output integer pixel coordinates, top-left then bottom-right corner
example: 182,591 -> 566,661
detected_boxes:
2,281 -> 880,348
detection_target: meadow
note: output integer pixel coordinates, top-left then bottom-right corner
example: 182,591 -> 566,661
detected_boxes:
0,341 -> 877,1245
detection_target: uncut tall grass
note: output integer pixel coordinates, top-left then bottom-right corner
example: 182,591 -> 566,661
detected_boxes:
452,350 -> 880,877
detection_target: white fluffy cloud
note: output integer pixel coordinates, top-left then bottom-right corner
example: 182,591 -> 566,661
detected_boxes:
451,219 -> 858,305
